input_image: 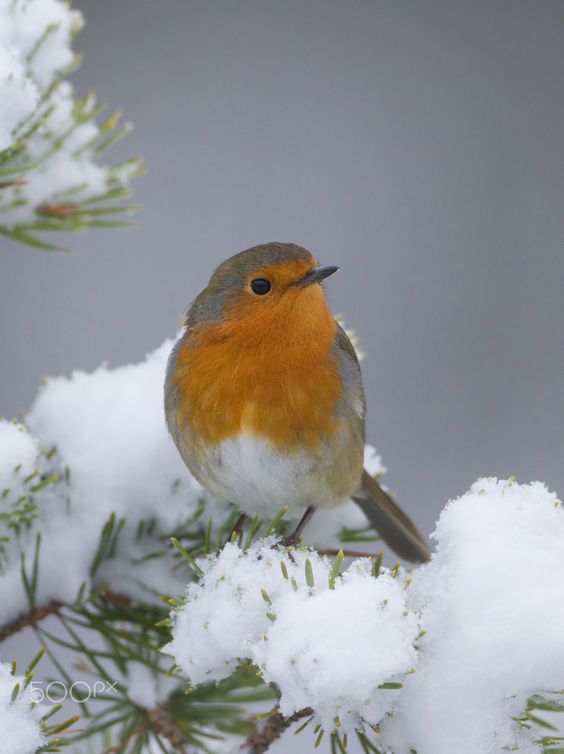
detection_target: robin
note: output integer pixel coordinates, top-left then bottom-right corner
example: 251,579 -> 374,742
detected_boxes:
165,243 -> 430,562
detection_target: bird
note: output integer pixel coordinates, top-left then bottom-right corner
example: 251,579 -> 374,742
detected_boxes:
164,242 -> 431,563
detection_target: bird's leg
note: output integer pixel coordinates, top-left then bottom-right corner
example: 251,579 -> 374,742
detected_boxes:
228,513 -> 247,543
276,506 -> 316,548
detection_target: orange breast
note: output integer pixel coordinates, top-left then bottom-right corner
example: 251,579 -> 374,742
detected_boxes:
172,286 -> 341,452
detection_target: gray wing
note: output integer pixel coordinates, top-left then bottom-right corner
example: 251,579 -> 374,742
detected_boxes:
332,323 -> 366,444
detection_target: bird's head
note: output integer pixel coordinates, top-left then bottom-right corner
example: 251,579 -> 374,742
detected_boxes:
187,243 -> 339,338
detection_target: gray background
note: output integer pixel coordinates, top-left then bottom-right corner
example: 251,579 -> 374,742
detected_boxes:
2,0 -> 564,541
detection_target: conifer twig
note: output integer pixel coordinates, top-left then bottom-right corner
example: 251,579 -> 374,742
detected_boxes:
0,600 -> 62,643
146,707 -> 191,753
0,590 -> 133,643
241,708 -> 313,754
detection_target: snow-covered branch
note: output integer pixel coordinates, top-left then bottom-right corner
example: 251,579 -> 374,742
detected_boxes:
0,0 -> 141,250
241,708 -> 313,754
165,478 -> 564,754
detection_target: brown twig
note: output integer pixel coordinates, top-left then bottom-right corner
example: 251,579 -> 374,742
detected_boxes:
35,202 -> 79,217
101,720 -> 150,754
0,600 -> 62,643
0,590 -> 133,643
241,708 -> 313,754
147,707 -> 191,753
102,589 -> 134,608
102,707 -> 190,754
0,178 -> 27,189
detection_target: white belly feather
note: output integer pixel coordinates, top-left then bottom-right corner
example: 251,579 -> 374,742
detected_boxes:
200,434 -> 343,519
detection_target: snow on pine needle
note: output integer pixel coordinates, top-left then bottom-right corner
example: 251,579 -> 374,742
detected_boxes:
0,0 -> 140,249
0,421 -> 39,484
0,662 -> 45,754
164,541 -> 419,734
383,477 -> 564,754
0,652 -> 78,754
0,341 -> 210,623
166,479 -> 564,753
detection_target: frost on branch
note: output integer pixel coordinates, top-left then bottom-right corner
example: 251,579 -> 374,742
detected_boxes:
0,0 -> 140,249
165,542 -> 419,733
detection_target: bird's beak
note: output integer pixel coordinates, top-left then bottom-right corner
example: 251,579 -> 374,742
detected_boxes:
297,265 -> 339,287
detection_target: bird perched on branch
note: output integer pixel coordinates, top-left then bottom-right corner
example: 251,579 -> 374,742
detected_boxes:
165,243 -> 430,562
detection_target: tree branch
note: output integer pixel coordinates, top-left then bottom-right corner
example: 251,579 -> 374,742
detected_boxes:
0,590 -> 134,643
241,708 -> 313,754
0,600 -> 62,643
146,707 -> 191,753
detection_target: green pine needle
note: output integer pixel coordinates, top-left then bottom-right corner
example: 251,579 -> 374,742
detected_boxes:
170,537 -> 204,577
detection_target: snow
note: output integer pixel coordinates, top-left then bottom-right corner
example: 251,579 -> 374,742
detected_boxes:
19,340 -> 211,611
0,662 -> 45,754
0,0 -> 79,90
27,339 -> 198,528
0,0 -> 130,227
164,541 -> 419,732
0,0 -> 80,152
0,421 -> 38,488
254,560 -> 418,731
363,445 -> 386,479
383,477 -> 564,754
0,341 -> 205,622
0,45 -> 38,150
166,478 -> 564,750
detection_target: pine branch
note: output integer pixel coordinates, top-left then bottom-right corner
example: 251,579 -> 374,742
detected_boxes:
98,707 -> 192,754
0,590 -> 134,643
146,707 -> 191,753
241,708 -> 313,754
0,599 -> 62,643
0,1 -> 141,250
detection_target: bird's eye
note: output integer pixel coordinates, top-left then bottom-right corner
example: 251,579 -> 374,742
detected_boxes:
250,278 -> 272,295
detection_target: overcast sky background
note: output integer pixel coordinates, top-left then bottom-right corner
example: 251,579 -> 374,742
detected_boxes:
2,0 -> 564,551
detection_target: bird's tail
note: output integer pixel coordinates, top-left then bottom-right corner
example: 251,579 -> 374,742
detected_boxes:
352,470 -> 431,563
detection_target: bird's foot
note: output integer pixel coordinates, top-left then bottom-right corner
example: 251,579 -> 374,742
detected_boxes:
226,513 -> 247,545
272,532 -> 302,549
271,506 -> 316,550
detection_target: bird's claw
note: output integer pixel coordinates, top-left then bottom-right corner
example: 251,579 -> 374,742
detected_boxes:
272,533 -> 301,549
